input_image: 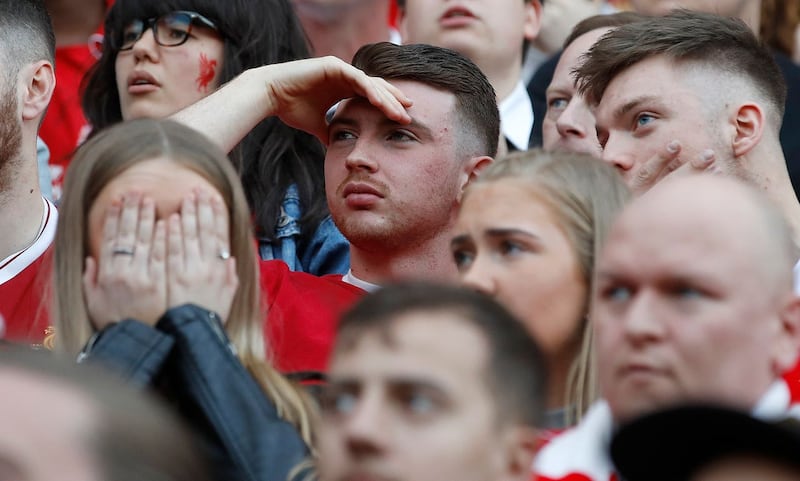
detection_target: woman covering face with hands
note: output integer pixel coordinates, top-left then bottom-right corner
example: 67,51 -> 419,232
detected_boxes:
53,119 -> 313,481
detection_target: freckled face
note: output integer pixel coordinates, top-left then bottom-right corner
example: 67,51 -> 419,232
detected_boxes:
115,23 -> 224,120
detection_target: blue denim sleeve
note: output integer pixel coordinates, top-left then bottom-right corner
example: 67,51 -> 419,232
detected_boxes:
300,215 -> 350,275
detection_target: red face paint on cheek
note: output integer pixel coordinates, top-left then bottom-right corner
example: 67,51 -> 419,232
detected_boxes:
196,52 -> 218,93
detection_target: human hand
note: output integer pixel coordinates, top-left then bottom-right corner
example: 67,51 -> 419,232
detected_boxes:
627,140 -> 716,196
166,189 -> 238,322
259,56 -> 413,142
83,192 -> 167,330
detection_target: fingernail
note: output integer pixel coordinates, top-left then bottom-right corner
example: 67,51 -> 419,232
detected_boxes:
667,141 -> 680,153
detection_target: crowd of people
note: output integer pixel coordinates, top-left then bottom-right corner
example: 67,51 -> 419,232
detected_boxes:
3,0 -> 800,480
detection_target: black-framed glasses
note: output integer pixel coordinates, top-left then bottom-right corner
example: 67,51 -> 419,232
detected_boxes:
118,10 -> 219,51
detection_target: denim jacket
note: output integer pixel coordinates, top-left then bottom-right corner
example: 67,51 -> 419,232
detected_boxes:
78,304 -> 309,481
259,184 -> 350,275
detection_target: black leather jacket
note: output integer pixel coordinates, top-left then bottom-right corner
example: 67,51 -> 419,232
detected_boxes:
79,304 -> 309,481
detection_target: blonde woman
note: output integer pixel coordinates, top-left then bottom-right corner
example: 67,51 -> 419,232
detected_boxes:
54,118 -> 313,481
451,149 -> 629,429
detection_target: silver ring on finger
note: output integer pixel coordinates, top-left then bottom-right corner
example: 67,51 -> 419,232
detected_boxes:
217,249 -> 231,260
112,246 -> 135,256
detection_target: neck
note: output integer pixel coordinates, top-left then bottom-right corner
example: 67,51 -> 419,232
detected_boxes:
745,147 -> 800,247
479,53 -> 524,102
348,229 -> 459,285
295,0 -> 391,60
0,146 -> 45,261
546,353 -> 571,411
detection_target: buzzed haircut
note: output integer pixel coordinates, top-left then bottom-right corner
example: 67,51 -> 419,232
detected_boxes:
352,42 -> 500,158
562,11 -> 647,49
335,282 -> 547,427
574,9 -> 787,121
0,0 -> 55,79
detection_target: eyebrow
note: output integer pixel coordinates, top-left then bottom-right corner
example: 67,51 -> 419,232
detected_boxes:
329,114 -> 434,139
485,227 -> 542,241
612,95 -> 663,120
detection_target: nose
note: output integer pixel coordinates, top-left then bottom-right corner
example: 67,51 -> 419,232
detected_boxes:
459,255 -> 496,296
344,138 -> 379,173
342,389 -> 387,459
621,290 -> 666,346
601,134 -> 635,173
131,27 -> 159,61
555,99 -> 589,140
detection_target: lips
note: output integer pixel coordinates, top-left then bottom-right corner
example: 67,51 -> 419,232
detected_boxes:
126,70 -> 160,93
340,181 -> 385,209
342,182 -> 384,198
439,5 -> 477,27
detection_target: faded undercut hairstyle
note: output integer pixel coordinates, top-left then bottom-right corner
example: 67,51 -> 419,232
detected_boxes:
0,0 -> 54,80
352,42 -> 500,159
575,10 -> 787,128
335,282 -> 547,428
467,149 -> 630,423
53,118 -> 314,444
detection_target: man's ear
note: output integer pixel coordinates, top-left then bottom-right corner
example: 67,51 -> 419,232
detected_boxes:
21,60 -> 55,122
730,102 -> 764,158
498,426 -> 539,481
523,0 -> 543,42
458,155 -> 493,202
773,294 -> 800,376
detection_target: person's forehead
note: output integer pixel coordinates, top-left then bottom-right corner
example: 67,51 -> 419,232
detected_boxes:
333,79 -> 456,123
331,312 -> 490,391
602,183 -> 760,272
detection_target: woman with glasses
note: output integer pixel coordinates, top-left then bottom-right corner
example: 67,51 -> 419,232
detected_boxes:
83,0 -> 350,277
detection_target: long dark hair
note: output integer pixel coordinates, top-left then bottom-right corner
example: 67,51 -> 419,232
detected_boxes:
82,0 -> 329,245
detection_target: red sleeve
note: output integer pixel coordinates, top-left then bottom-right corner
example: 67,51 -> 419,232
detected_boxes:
260,260 -> 365,373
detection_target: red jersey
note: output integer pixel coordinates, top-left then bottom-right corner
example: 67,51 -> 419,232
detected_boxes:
0,198 -> 56,344
532,379 -> 800,481
260,259 -> 365,373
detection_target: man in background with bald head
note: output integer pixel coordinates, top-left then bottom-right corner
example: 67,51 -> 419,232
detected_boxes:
534,174 -> 800,480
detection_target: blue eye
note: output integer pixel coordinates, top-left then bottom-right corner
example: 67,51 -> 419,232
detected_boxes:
674,286 -> 702,299
604,286 -> 631,302
452,248 -> 474,271
387,130 -> 414,142
330,130 -> 356,143
635,114 -> 655,129
499,240 -> 524,256
548,98 -> 569,110
406,392 -> 435,414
